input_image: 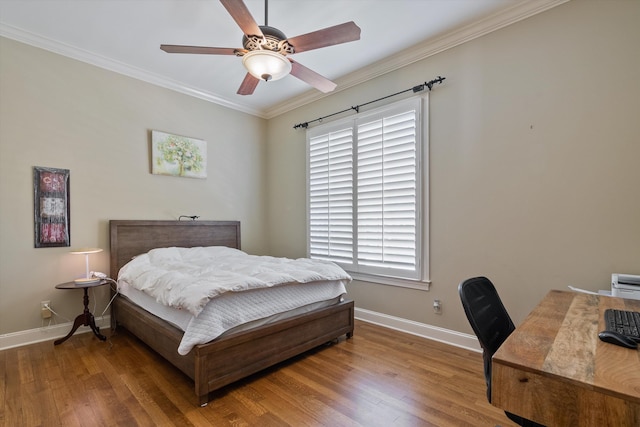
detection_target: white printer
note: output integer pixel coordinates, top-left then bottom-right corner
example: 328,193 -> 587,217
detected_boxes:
611,274 -> 640,300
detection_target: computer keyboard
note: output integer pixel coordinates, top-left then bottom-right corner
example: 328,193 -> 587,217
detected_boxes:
604,309 -> 640,343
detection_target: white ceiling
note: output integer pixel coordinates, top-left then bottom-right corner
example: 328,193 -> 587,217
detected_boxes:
0,0 -> 565,118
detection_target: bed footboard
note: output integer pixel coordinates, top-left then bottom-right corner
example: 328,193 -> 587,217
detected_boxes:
113,296 -> 355,406
113,295 -> 196,378
194,299 -> 355,405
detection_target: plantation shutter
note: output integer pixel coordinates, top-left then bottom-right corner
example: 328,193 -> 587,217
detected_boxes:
307,97 -> 423,282
356,108 -> 418,274
308,127 -> 354,266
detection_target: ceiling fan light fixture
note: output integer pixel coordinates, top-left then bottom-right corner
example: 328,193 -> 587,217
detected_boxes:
242,50 -> 291,82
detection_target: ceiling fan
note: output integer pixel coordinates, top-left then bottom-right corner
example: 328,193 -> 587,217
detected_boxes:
160,0 -> 361,95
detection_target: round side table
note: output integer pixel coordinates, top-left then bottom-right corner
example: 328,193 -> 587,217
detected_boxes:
54,280 -> 108,345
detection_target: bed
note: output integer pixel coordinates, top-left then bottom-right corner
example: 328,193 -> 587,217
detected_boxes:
109,220 -> 355,406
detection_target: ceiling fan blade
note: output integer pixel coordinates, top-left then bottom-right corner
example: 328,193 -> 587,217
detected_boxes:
289,60 -> 337,93
160,45 -> 240,55
237,73 -> 260,95
220,0 -> 264,37
287,21 -> 361,54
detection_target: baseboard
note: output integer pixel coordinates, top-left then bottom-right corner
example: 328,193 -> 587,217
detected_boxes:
0,316 -> 111,351
2,310 -> 478,353
355,308 -> 481,352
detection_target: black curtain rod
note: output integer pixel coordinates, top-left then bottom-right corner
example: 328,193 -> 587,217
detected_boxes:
293,76 -> 445,130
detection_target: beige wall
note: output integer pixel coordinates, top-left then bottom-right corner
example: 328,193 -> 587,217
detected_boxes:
1,0 -> 639,339
0,38 -> 267,334
266,0 -> 640,333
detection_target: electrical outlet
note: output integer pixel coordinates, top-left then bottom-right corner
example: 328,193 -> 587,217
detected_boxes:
433,299 -> 442,315
41,300 -> 52,319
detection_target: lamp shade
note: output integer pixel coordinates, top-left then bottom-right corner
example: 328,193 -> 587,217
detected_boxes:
69,248 -> 103,255
242,50 -> 291,82
70,248 -> 103,284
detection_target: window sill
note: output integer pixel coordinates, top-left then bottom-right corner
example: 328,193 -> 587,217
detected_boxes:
348,272 -> 430,291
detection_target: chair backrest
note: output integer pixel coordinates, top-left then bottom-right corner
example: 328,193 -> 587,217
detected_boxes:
458,276 -> 515,402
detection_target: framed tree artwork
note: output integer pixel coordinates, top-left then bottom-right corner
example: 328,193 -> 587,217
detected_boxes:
151,130 -> 207,179
33,166 -> 70,248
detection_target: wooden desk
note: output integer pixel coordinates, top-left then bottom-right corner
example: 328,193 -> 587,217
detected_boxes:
492,290 -> 640,426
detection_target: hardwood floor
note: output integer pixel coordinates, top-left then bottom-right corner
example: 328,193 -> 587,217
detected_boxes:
1,320 -> 518,426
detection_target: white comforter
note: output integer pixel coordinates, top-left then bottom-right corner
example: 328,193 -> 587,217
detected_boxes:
117,246 -> 351,317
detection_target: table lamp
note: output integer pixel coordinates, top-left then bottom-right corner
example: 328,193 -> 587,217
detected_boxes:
70,248 -> 103,284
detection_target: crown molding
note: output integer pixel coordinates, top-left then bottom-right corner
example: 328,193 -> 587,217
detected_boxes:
265,0 -> 569,119
0,23 -> 268,119
1,0 -> 568,120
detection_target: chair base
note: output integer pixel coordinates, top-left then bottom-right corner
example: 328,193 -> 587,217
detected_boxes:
506,411 -> 546,427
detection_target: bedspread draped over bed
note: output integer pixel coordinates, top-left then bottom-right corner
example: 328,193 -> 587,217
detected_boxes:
118,246 -> 352,316
117,246 -> 351,355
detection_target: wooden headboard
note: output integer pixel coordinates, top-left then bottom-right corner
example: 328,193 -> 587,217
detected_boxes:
109,220 -> 241,279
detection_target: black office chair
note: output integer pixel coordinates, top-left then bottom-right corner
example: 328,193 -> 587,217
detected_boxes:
458,276 -> 545,427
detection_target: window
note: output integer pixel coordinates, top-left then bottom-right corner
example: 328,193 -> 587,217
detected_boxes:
307,96 -> 429,287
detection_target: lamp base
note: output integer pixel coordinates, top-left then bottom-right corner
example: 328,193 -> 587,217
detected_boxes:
74,277 -> 101,285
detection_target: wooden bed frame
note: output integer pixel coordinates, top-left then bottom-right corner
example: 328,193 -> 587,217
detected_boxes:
109,220 -> 354,406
